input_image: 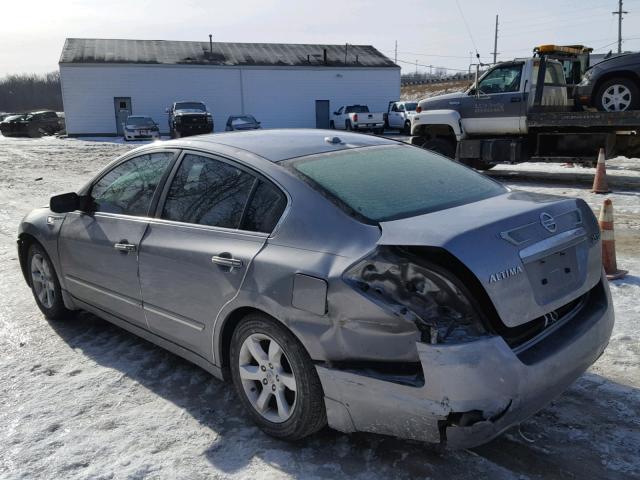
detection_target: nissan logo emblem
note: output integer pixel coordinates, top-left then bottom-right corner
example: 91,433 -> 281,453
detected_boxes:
540,212 -> 557,233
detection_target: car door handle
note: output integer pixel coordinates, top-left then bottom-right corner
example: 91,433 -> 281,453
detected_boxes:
510,97 -> 522,103
211,255 -> 243,269
114,242 -> 137,253
448,101 -> 460,105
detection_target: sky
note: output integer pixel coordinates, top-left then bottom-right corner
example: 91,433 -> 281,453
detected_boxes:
1,0 -> 640,77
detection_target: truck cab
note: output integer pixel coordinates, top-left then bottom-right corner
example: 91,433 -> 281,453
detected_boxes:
167,101 -> 214,138
411,55 -> 640,167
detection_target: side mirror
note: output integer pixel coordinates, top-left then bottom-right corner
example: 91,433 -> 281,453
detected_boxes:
50,192 -> 93,213
164,107 -> 170,114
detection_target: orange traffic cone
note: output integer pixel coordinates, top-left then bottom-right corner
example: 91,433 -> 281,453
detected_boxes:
598,199 -> 627,281
592,148 -> 610,194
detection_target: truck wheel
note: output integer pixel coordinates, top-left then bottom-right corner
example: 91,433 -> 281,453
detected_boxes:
346,120 -> 353,131
403,121 -> 411,134
329,121 -> 335,129
596,78 -> 640,112
421,138 -> 455,159
230,313 -> 327,441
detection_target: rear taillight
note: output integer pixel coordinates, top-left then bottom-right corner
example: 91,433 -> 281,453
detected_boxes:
353,114 -> 358,122
416,106 -> 422,113
344,246 -> 486,344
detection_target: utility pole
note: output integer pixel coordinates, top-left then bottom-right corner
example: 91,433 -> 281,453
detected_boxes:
394,40 -> 398,64
491,14 -> 499,64
415,59 -> 418,75
612,0 -> 628,54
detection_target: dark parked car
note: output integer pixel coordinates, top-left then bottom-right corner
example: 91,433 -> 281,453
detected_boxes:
225,115 -> 261,131
0,110 -> 62,137
575,52 -> 640,111
18,130 -> 613,448
167,101 -> 213,138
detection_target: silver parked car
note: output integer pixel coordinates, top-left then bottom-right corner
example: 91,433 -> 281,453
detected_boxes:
18,130 -> 613,448
225,115 -> 261,131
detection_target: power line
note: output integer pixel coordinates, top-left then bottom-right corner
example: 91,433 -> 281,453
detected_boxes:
395,58 -> 470,73
455,0 -> 480,55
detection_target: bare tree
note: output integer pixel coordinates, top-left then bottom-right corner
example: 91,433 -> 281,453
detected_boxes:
0,71 -> 62,112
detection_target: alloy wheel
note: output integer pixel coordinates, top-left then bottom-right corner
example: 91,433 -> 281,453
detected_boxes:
31,253 -> 55,309
238,333 -> 297,423
602,84 -> 632,111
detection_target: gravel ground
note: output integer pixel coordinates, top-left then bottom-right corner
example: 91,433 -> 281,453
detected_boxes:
0,135 -> 639,480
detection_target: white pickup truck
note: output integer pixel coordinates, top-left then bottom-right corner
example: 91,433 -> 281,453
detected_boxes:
386,101 -> 418,133
330,105 -> 385,134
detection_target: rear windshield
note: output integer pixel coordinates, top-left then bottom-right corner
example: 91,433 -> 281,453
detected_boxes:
404,102 -> 418,111
345,105 -> 369,113
289,145 -> 506,222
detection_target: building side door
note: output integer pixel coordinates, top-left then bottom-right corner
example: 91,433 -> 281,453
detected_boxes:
114,97 -> 132,135
315,100 -> 330,129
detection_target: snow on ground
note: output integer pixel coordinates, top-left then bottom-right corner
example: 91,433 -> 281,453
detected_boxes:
0,135 -> 639,479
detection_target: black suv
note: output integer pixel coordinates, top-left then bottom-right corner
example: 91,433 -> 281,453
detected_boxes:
575,52 -> 640,112
167,101 -> 214,138
0,110 -> 62,137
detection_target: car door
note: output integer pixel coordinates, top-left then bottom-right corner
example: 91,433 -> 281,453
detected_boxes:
334,106 -> 344,129
138,151 -> 288,356
459,62 -> 525,135
388,103 -> 402,129
58,151 -> 176,328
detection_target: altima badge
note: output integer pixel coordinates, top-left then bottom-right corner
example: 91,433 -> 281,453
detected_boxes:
489,265 -> 523,283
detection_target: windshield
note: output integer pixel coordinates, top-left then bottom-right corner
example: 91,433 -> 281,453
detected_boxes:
230,115 -> 256,124
345,105 -> 369,113
404,103 -> 418,111
289,145 -> 506,222
127,116 -> 155,127
175,102 -> 206,111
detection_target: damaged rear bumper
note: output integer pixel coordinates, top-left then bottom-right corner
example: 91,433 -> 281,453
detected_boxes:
316,278 -> 614,449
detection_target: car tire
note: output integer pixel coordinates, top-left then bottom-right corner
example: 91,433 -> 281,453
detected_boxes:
27,243 -> 73,321
346,120 -> 352,131
421,138 -> 456,158
230,313 -> 327,441
462,159 -> 496,171
595,77 -> 640,112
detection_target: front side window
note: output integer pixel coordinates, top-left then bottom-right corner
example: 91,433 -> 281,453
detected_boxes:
477,64 -> 523,94
162,154 -> 255,228
91,152 -> 174,216
289,145 -> 506,222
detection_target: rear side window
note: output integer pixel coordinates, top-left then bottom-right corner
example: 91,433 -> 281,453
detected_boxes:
92,152 -> 174,216
241,180 -> 287,233
162,154 -> 255,228
289,145 -> 506,222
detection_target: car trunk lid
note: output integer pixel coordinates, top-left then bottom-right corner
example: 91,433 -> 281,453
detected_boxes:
378,191 -> 602,328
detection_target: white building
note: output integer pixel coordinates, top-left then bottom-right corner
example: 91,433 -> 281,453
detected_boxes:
59,38 -> 400,136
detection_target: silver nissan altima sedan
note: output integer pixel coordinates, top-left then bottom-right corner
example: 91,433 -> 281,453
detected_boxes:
18,130 -> 613,448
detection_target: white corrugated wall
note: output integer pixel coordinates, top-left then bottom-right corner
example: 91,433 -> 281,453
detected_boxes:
60,64 -> 400,135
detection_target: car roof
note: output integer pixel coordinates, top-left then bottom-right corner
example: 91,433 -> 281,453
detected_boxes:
162,129 -> 399,162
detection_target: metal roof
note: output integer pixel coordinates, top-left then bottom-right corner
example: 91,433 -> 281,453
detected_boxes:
161,129 -> 400,162
59,38 -> 397,68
